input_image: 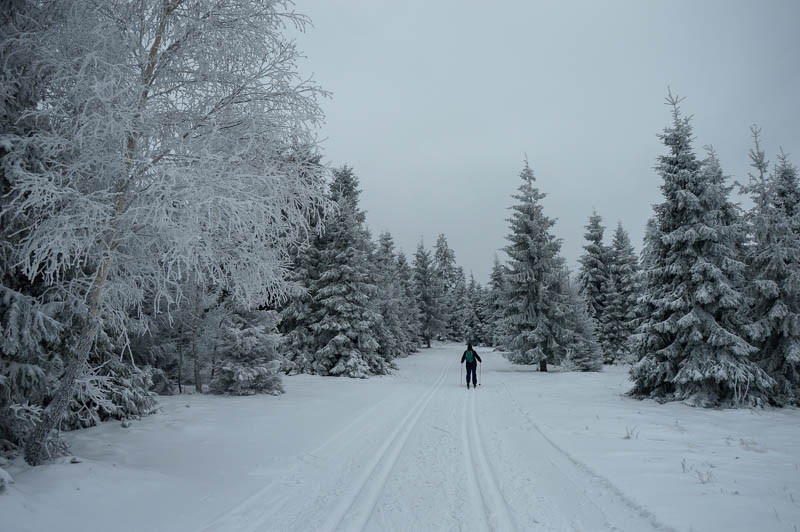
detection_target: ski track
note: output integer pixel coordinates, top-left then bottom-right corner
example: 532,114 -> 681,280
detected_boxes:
194,391 -> 396,532
464,387 -> 519,531
320,358 -> 453,532
195,347 -> 675,532
499,380 -> 676,532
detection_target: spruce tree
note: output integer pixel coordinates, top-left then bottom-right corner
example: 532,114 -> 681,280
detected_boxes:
485,255 -> 507,347
209,309 -> 284,395
578,212 -> 611,324
466,274 -> 487,345
502,159 -> 568,372
374,232 -> 413,360
414,241 -> 446,348
741,129 -> 800,405
562,273 -> 603,372
308,167 -> 387,377
630,94 -> 773,406
433,234 -> 458,340
603,222 -> 640,363
396,252 -> 422,350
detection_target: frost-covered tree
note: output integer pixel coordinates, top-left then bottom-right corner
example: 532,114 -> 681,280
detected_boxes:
396,252 -> 422,349
414,241 -> 446,348
502,159 -> 568,372
0,0 -> 60,453
374,232 -> 416,359
578,212 -> 611,323
449,267 -> 469,341
1,0 -> 329,464
484,255 -> 508,347
561,273 -> 603,372
433,234 -> 458,340
209,309 -> 284,396
602,223 -> 640,363
741,128 -> 800,405
630,94 -> 773,407
306,167 -> 387,377
466,274 -> 488,345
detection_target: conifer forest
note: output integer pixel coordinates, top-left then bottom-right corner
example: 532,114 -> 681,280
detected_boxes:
1,2 -> 799,531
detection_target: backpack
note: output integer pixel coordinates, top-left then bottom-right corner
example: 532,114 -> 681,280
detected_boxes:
465,349 -> 475,363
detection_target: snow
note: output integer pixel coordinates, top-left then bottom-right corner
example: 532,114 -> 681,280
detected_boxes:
3,344 -> 799,531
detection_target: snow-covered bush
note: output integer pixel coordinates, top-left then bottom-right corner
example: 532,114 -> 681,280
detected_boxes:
209,364 -> 283,396
210,310 -> 285,395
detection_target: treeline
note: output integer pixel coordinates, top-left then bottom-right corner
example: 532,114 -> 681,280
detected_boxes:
500,93 -> 799,407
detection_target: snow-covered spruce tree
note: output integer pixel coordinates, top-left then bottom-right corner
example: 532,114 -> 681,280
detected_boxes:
414,241 -> 446,348
0,0 -> 61,453
279,239 -> 322,375
484,255 -> 508,347
433,234 -> 458,340
741,129 -> 800,405
561,272 -> 603,372
309,166 -> 388,377
209,309 -> 284,396
466,274 -> 487,345
603,222 -> 641,363
374,232 -> 415,359
629,94 -> 773,407
578,211 -> 611,324
450,267 -> 470,342
396,252 -> 423,350
3,1 -> 328,465
502,159 -> 569,372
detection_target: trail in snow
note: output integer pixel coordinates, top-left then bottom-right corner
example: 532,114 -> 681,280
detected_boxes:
7,343 -> 798,532
197,345 -> 665,531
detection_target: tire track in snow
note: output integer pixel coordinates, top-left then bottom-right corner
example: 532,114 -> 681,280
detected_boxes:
194,392 -> 395,532
319,357 -> 453,532
500,381 -> 676,532
464,388 -> 518,531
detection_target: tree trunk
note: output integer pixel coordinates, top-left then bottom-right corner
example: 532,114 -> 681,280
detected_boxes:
191,283 -> 202,393
24,257 -> 110,465
539,360 -> 547,372
177,337 -> 184,394
25,2 -> 173,466
426,337 -> 431,348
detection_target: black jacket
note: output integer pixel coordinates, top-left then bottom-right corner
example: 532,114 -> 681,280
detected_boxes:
461,349 -> 482,365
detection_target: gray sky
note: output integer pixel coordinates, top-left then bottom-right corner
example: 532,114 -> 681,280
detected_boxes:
292,0 -> 800,283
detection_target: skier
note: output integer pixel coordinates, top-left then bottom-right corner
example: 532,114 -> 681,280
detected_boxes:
461,342 -> 482,389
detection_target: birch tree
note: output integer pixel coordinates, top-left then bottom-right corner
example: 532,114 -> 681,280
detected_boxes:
2,0 -> 329,465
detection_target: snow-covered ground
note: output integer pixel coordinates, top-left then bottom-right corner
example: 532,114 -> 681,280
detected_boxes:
3,344 -> 799,532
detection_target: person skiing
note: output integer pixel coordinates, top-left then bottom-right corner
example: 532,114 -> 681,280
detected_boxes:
461,342 -> 482,388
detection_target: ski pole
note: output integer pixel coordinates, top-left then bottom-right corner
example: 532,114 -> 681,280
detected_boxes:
479,362 -> 482,386
461,363 -> 463,387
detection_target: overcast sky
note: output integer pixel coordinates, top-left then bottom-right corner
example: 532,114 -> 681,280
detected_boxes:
292,0 -> 800,283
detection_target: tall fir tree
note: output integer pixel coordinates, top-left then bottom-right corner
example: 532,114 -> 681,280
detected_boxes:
561,272 -> 603,372
396,252 -> 423,350
485,255 -> 508,347
603,222 -> 641,363
630,94 -> 773,406
414,241 -> 446,348
374,232 -> 415,360
305,166 -> 387,377
466,274 -> 488,345
502,159 -> 568,372
433,234 -> 458,340
741,128 -> 800,405
450,267 -> 470,341
578,211 -> 611,325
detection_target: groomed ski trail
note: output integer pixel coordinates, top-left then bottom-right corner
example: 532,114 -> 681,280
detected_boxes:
462,385 -> 519,531
196,345 -> 669,531
319,358 -> 453,531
